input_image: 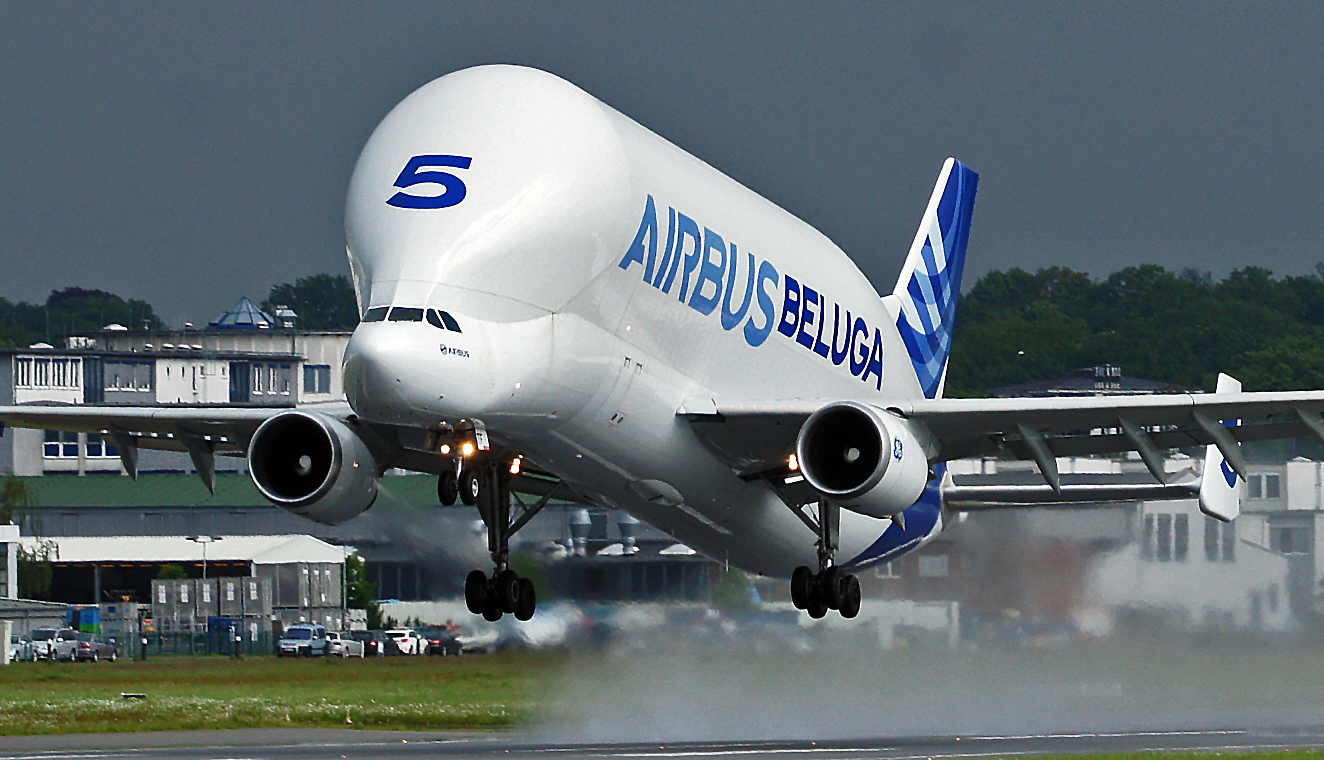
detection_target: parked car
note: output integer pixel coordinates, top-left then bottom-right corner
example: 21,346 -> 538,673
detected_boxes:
28,628 -> 79,661
8,633 -> 32,662
72,633 -> 118,662
417,625 -> 463,656
383,628 -> 426,655
325,631 -> 365,658
277,624 -> 328,657
349,629 -> 388,656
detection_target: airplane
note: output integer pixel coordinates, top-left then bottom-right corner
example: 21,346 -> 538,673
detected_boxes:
4,64 -> 1324,622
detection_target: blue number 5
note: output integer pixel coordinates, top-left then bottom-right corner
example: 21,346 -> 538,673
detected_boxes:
386,155 -> 472,209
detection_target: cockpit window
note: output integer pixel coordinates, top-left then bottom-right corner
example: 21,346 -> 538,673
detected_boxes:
388,307 -> 425,322
426,309 -> 462,333
362,307 -> 389,322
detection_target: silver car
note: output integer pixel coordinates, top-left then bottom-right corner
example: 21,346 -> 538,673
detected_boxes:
325,631 -> 365,658
28,628 -> 79,661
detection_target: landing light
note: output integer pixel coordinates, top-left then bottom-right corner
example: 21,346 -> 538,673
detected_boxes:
510,457 -> 522,475
439,443 -> 451,455
788,454 -> 799,471
462,442 -> 475,457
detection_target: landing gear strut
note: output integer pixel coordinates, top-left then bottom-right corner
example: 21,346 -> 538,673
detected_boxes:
789,498 -> 862,619
452,459 -> 546,622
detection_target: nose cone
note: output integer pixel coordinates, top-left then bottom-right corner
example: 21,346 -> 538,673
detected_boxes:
344,323 -> 496,426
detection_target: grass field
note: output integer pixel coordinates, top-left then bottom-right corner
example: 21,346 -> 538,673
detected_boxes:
3,636 -> 1324,742
0,654 -> 543,735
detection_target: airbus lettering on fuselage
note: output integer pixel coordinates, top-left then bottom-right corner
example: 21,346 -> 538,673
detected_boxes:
618,195 -> 885,389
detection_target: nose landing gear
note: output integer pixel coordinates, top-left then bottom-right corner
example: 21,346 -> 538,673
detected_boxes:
788,498 -> 862,619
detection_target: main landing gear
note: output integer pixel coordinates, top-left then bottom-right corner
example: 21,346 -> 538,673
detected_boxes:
439,458 -> 545,622
789,498 -> 862,619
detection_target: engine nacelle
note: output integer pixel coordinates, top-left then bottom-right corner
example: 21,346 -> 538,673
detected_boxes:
248,410 -> 380,526
795,402 -> 929,519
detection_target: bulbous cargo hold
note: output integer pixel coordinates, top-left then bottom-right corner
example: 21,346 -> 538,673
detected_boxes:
247,410 -> 380,526
795,402 -> 929,519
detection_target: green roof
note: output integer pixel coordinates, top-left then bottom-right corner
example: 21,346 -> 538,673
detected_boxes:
13,473 -> 444,508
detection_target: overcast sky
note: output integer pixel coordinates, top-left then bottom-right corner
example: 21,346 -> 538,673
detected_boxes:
1,2 -> 1321,327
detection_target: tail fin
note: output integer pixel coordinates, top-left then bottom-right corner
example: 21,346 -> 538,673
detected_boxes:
1199,373 -> 1243,522
894,158 -> 979,399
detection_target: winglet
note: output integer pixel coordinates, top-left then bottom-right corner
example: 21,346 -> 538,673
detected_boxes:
1199,373 -> 1243,522
893,158 -> 979,399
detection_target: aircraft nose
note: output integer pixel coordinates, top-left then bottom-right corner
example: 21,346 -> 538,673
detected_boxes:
344,323 -> 494,425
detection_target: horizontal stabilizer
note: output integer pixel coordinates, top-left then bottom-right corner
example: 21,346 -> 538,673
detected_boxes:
944,481 -> 1198,511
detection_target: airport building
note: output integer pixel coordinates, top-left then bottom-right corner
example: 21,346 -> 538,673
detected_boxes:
0,296 -> 350,478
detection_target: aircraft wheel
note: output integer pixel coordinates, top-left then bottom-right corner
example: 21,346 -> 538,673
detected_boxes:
464,570 -> 487,614
807,598 -> 828,619
821,567 -> 846,610
459,470 -> 480,506
790,566 -> 814,610
514,578 -> 536,621
495,569 -> 521,613
438,470 -> 458,506
840,575 -> 862,619
482,598 -> 503,622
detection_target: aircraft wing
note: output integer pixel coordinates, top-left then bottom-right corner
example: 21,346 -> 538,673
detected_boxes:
0,404 -> 296,454
679,387 -> 1324,480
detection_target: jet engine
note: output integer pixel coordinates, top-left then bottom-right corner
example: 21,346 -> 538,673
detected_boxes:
248,410 -> 380,526
795,401 -> 929,519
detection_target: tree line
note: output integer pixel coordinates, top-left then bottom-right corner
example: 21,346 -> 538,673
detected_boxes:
6,267 -> 1324,396
947,264 -> 1324,396
0,275 -> 359,348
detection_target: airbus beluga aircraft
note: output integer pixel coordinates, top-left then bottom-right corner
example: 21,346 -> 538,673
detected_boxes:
5,64 -> 1324,622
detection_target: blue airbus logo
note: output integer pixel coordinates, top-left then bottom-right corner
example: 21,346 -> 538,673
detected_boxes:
618,195 -> 885,390
1221,458 -> 1238,488
893,437 -> 904,461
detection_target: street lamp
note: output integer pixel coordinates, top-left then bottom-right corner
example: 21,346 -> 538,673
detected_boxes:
186,536 -> 222,579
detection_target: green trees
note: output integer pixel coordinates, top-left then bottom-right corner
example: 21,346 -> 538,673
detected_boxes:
261,274 -> 358,331
0,288 -> 163,348
948,264 -> 1324,396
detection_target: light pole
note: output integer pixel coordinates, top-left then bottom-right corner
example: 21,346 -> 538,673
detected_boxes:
186,536 -> 222,579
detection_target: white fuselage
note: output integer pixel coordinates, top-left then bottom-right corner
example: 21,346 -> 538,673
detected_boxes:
341,65 -> 933,577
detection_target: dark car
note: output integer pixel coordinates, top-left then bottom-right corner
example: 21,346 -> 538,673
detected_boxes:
349,629 -> 389,656
72,633 -> 118,662
417,625 -> 463,656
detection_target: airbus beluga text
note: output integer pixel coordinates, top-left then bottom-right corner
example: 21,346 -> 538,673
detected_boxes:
6,65 -> 1324,622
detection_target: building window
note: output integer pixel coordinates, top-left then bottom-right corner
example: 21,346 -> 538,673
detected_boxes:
106,360 -> 153,391
303,365 -> 331,394
1249,473 -> 1282,499
918,554 -> 949,578
1270,526 -> 1309,555
1205,519 -> 1236,563
85,433 -> 119,459
1151,513 -> 1189,562
15,357 -> 81,389
44,430 -> 79,458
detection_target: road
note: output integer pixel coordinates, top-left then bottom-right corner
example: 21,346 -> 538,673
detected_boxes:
4,725 -> 1324,760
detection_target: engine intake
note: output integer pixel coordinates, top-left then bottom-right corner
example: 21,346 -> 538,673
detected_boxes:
795,402 -> 929,518
248,410 -> 380,525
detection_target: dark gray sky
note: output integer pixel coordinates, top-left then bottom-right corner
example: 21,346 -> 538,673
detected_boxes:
2,2 -> 1322,327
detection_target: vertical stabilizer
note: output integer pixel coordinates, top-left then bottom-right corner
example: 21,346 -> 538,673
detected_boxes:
894,158 -> 979,399
1199,373 -> 1243,522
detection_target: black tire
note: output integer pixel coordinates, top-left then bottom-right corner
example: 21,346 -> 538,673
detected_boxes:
840,574 -> 862,619
807,598 -> 828,619
438,470 -> 459,506
482,600 -> 503,622
465,570 -> 488,614
496,569 -> 521,613
790,566 -> 814,610
821,567 -> 846,610
514,578 -> 536,621
459,469 -> 480,506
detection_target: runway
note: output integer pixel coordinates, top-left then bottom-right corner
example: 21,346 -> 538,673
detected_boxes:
4,725 -> 1324,760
